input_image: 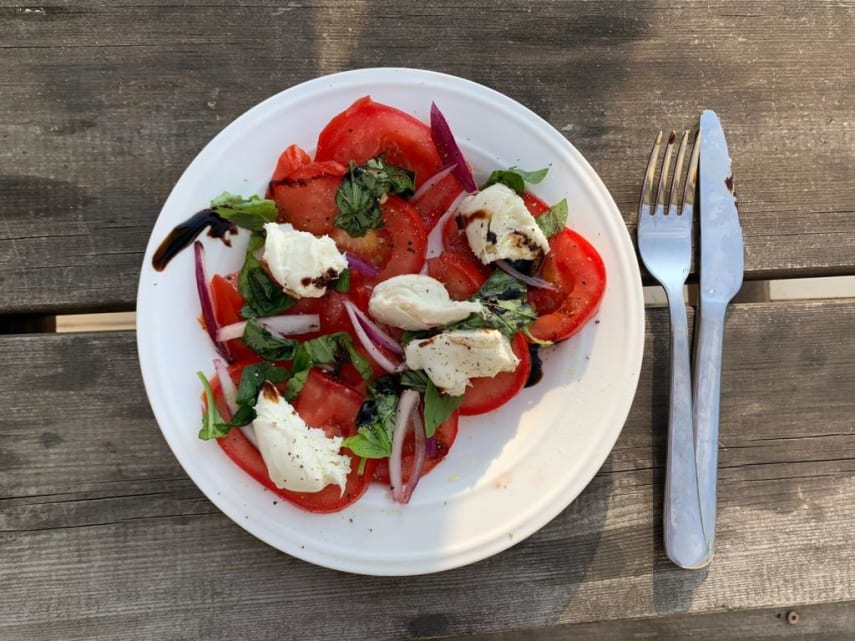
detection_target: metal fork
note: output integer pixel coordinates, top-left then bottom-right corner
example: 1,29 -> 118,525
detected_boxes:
638,130 -> 707,569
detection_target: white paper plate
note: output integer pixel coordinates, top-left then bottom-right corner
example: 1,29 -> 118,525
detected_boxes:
137,68 -> 644,575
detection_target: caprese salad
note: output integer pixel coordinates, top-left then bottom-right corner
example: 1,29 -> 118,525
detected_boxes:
153,97 -> 606,513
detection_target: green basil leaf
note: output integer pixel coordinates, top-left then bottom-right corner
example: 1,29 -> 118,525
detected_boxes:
343,389 -> 399,460
211,192 -> 278,231
237,231 -> 295,318
480,167 -> 549,195
241,320 -> 299,361
334,157 -> 414,237
399,369 -> 430,393
332,268 -> 351,293
446,270 -> 537,338
196,371 -> 232,440
423,381 -> 463,437
535,198 -> 569,238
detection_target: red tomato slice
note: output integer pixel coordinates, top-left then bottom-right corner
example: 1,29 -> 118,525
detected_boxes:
458,332 -> 532,416
426,253 -> 488,300
270,144 -> 312,184
411,170 -> 464,230
208,275 -> 258,362
527,229 -> 606,343
315,96 -> 442,188
332,195 -> 427,283
373,410 -> 459,485
522,191 -> 551,217
270,159 -> 347,236
214,366 -> 376,513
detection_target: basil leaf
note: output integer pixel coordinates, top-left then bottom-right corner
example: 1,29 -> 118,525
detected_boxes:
423,381 -> 463,437
448,270 -> 537,338
211,192 -> 278,231
343,392 -> 399,460
241,320 -> 299,361
196,371 -> 232,440
535,198 -> 569,238
237,231 -> 295,318
480,166 -> 548,195
334,157 -> 415,237
399,369 -> 430,393
332,268 -> 351,293
223,362 -> 291,426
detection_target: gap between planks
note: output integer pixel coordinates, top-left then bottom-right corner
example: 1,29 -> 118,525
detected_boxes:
49,274 -> 855,333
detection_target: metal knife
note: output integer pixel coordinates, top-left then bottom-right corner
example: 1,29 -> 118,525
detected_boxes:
693,110 -> 744,567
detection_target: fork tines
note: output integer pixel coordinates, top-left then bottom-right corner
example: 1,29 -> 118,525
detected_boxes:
640,129 -> 701,218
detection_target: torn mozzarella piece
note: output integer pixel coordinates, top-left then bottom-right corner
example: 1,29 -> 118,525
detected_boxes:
457,183 -> 550,264
252,382 -> 350,494
368,274 -> 483,331
404,328 -> 520,396
263,222 -> 348,298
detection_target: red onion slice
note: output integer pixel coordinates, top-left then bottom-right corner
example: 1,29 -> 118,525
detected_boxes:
216,314 -> 320,343
345,251 -> 379,278
343,300 -> 404,373
411,163 -> 457,202
194,241 -> 226,355
397,408 -> 427,504
343,300 -> 404,356
213,358 -> 239,415
495,259 -> 559,291
390,390 -> 420,503
430,102 -> 477,193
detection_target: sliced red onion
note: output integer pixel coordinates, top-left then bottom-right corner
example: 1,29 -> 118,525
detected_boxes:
213,358 -> 239,415
343,299 -> 404,356
390,390 -> 420,503
194,241 -> 225,355
411,163 -> 457,202
216,314 -> 320,343
345,251 -> 379,278
397,408 -> 427,504
495,259 -> 559,291
430,102 -> 477,193
425,436 -> 438,459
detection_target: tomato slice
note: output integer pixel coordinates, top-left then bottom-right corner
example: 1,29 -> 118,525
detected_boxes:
527,228 -> 606,343
315,96 -> 442,188
270,144 -> 312,184
411,170 -> 464,230
522,191 -> 551,217
373,410 -> 459,485
215,366 -> 376,513
208,275 -> 258,362
332,195 -> 427,283
270,159 -> 347,236
458,332 -> 532,416
426,253 -> 488,300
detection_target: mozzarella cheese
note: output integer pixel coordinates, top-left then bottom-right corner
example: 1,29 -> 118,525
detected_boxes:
263,222 -> 348,298
404,328 -> 520,396
457,183 -> 550,264
368,274 -> 483,331
252,382 -> 351,494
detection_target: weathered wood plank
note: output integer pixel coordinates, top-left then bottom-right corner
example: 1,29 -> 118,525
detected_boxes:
1,299 -> 853,640
445,600 -> 855,641
0,1 -> 853,314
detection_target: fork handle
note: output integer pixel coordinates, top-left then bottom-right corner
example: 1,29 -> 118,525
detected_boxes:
691,299 -> 729,567
663,286 -> 707,569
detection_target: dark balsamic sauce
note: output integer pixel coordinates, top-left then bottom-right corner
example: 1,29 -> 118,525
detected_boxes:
152,208 -> 237,271
525,343 -> 543,388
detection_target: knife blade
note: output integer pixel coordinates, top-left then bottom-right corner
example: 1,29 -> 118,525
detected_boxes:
692,110 -> 744,567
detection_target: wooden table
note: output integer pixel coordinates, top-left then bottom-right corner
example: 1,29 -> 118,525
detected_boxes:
2,2 -> 853,639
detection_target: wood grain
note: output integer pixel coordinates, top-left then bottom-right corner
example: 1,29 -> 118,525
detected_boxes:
0,1 -> 853,314
1,299 -> 853,640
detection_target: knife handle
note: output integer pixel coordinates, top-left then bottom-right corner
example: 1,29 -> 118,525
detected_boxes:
692,298 -> 729,567
663,286 -> 707,569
